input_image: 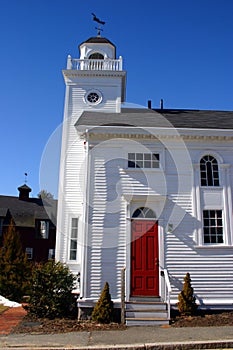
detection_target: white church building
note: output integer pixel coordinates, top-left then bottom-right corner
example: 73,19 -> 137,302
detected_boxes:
56,33 -> 233,325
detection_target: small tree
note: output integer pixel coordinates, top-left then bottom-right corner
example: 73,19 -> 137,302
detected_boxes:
27,260 -> 76,319
178,272 -> 197,316
92,282 -> 114,323
0,222 -> 31,302
38,190 -> 54,200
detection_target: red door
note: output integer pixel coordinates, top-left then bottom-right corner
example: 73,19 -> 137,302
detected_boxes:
131,220 -> 159,296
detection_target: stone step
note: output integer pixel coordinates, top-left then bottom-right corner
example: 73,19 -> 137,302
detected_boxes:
129,296 -> 161,302
125,299 -> 169,326
126,309 -> 168,319
126,302 -> 167,311
126,317 -> 169,326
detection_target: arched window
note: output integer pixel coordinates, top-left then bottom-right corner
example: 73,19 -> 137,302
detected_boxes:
200,155 -> 219,186
89,53 -> 104,59
132,207 -> 156,219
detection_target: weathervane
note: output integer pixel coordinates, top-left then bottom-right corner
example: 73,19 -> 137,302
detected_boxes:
92,13 -> 106,36
24,172 -> 28,184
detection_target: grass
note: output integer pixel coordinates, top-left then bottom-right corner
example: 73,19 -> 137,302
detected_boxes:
0,304 -> 9,314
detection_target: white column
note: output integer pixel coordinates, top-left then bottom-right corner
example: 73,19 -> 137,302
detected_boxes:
193,164 -> 202,246
221,164 -> 232,245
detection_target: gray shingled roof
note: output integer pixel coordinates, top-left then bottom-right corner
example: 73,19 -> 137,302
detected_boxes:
75,108 -> 233,130
0,195 -> 57,227
79,36 -> 115,48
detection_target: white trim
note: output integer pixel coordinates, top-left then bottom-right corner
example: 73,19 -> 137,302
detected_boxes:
124,197 -> 166,301
84,89 -> 103,106
87,50 -> 105,59
197,150 -> 224,164
67,216 -> 79,263
81,139 -> 91,299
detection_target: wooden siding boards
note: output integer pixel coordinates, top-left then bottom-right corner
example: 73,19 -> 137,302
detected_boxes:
85,150 -> 127,300
80,133 -> 233,306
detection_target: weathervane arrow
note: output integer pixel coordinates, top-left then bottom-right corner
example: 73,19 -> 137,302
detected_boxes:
91,13 -> 106,36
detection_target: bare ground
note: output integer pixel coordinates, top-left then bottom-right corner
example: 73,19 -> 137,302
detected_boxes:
11,310 -> 233,334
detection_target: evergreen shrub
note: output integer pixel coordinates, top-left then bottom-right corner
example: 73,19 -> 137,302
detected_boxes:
178,272 -> 198,316
92,282 -> 114,323
0,222 -> 31,302
27,260 -> 76,319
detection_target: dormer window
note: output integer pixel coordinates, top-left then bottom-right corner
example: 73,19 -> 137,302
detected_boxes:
89,53 -> 104,59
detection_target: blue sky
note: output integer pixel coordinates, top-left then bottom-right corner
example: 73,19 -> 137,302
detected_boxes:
0,0 -> 232,198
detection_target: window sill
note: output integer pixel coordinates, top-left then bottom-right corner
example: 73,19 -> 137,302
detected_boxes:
200,186 -> 223,190
125,168 -> 162,173
195,245 -> 233,249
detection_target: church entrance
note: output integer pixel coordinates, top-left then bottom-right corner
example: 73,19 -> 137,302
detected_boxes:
130,208 -> 159,297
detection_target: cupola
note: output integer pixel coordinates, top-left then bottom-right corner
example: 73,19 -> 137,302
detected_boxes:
79,36 -> 116,60
18,184 -> 32,200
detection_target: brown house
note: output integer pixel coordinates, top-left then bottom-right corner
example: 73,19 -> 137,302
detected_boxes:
0,184 -> 57,262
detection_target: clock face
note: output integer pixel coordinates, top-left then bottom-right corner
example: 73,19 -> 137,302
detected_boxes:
85,90 -> 102,105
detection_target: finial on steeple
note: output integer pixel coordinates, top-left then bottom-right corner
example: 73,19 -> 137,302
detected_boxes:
91,13 -> 105,36
24,172 -> 28,183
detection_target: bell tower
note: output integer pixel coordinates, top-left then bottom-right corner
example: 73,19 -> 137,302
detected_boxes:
56,34 -> 126,276
63,35 -> 126,115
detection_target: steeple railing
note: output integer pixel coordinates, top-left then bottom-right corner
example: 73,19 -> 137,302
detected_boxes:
66,56 -> 123,71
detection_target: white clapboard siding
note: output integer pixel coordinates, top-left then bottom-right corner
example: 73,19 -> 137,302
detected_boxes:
166,226 -> 233,304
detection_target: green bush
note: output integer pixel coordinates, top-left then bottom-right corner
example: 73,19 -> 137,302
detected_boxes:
92,282 -> 114,323
178,272 -> 197,316
0,222 -> 31,302
27,260 -> 76,319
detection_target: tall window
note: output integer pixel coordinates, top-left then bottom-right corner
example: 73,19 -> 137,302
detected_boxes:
69,218 -> 78,260
128,153 -> 160,169
200,155 -> 219,186
203,210 -> 223,244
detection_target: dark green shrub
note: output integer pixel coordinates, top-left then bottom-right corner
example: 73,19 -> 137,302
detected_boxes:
178,272 -> 197,316
27,260 -> 76,319
92,282 -> 114,323
0,222 -> 31,302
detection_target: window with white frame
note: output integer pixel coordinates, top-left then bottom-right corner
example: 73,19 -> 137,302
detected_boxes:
200,155 -> 219,186
37,220 -> 49,239
48,248 -> 55,260
69,218 -> 78,260
203,210 -> 223,244
128,153 -> 160,169
26,247 -> 33,260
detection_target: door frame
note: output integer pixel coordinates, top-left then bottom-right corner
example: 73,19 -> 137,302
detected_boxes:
125,200 -> 165,302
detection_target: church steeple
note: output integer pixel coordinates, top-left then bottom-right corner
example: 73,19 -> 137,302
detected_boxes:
64,34 -> 126,108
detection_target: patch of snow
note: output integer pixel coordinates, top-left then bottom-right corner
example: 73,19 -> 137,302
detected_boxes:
0,295 -> 21,307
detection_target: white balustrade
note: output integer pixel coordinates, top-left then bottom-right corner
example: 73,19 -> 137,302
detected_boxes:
66,57 -> 123,71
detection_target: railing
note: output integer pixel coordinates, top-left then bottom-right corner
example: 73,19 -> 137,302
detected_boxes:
121,267 -> 126,324
164,269 -> 172,320
66,55 -> 123,71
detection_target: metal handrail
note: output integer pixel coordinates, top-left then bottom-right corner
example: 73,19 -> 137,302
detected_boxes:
121,267 -> 126,324
164,268 -> 172,320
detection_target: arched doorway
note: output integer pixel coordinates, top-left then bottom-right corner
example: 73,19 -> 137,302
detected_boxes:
131,207 -> 159,297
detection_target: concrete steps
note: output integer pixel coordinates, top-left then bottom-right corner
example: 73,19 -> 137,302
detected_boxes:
125,298 -> 170,326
